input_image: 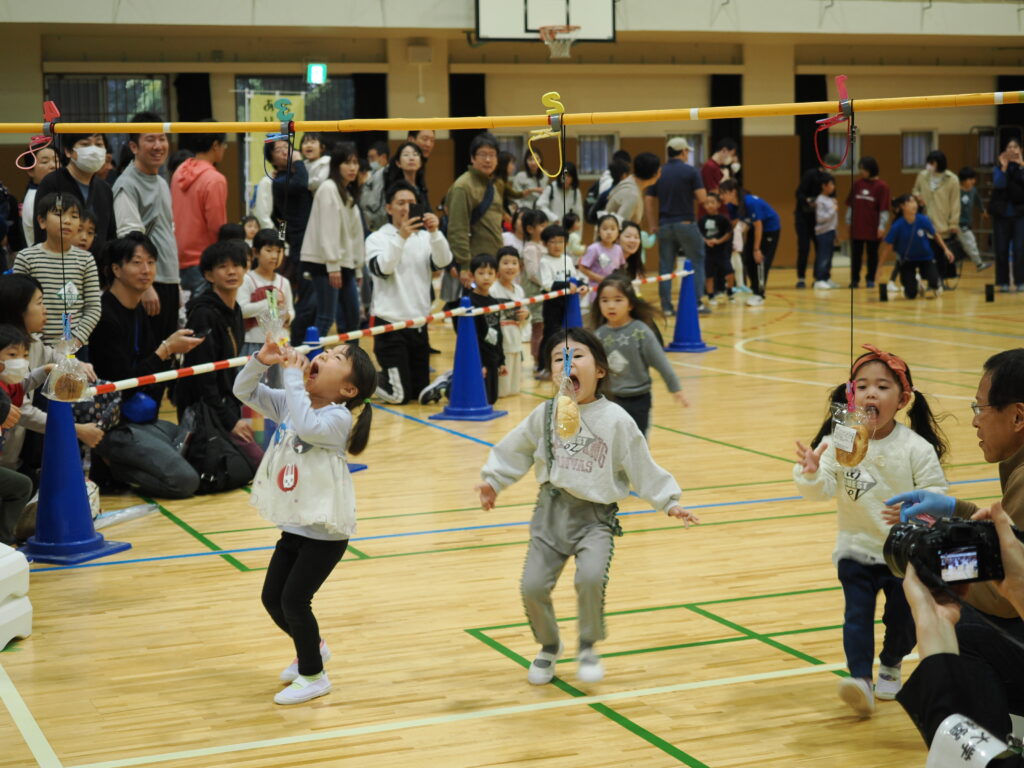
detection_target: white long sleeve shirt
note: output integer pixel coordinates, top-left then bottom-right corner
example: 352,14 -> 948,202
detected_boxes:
300,179 -> 365,272
366,223 -> 453,321
481,397 -> 682,513
251,176 -> 274,230
792,423 -> 948,565
538,252 -> 583,291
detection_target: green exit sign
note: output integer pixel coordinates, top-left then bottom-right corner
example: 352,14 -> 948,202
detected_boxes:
306,63 -> 327,85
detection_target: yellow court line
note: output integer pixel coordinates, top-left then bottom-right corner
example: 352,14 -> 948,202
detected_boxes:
63,657 -> 915,768
0,661 -> 63,768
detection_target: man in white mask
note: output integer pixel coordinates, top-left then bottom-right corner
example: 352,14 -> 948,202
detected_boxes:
32,132 -> 116,254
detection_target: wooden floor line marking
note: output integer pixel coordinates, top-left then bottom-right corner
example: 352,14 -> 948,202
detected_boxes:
62,659 -> 916,768
0,660 -> 63,768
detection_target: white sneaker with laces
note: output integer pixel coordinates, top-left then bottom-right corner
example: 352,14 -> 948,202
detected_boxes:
274,672 -> 331,705
887,280 -> 899,293
745,294 -> 765,307
576,648 -> 605,683
280,640 -> 332,683
813,280 -> 832,290
874,664 -> 901,700
418,370 -> 452,405
527,642 -> 563,685
827,279 -> 840,289
838,676 -> 875,717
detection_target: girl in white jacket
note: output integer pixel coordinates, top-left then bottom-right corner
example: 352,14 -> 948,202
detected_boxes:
300,143 -> 364,338
794,344 -> 949,718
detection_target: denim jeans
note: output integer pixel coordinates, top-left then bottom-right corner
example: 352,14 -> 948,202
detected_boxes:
837,558 -> 916,679
813,230 -> 835,282
179,266 -> 207,299
657,221 -> 706,311
310,268 -> 360,339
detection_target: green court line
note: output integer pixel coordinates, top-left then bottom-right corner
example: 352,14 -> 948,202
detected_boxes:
346,545 -> 369,559
464,628 -> 709,767
141,496 -> 249,573
685,605 -> 832,670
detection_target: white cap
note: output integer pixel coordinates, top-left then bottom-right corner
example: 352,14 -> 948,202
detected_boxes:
667,137 -> 693,152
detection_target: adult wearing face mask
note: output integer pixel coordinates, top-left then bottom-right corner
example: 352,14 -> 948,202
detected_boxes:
701,138 -> 740,194
32,132 -> 116,254
360,141 -> 391,232
912,150 -> 961,284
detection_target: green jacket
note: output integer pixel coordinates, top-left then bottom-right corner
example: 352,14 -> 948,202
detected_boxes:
445,166 -> 503,270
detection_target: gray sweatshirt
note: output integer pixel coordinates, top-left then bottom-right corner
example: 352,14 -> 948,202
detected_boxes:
595,320 -> 681,397
480,397 -> 682,514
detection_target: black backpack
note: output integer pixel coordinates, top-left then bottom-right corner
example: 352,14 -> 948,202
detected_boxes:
180,402 -> 255,494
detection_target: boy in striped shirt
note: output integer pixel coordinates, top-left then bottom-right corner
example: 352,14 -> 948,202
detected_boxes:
13,192 -> 101,349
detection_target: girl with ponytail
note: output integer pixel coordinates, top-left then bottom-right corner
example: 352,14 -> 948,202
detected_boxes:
793,344 -> 949,719
233,337 -> 376,706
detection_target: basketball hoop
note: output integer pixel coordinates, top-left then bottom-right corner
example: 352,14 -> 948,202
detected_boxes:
539,25 -> 580,59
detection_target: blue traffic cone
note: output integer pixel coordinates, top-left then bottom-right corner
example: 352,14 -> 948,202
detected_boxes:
301,326 -> 366,472
20,401 -> 131,565
303,325 -> 320,360
430,297 -> 507,422
565,278 -> 584,329
666,259 -> 716,353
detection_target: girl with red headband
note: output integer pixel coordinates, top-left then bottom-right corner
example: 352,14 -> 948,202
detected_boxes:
793,345 -> 949,718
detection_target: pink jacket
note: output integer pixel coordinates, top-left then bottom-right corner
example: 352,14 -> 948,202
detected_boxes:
171,158 -> 227,269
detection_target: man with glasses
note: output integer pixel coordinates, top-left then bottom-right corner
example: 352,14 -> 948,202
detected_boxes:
887,348 -> 1024,744
443,132 -> 502,293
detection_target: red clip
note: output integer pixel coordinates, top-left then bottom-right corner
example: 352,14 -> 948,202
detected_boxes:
814,75 -> 854,170
42,100 -> 61,139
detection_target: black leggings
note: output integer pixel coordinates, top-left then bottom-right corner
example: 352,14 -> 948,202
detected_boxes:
262,532 -> 348,676
613,391 -> 652,437
741,229 -> 781,297
849,240 -> 880,286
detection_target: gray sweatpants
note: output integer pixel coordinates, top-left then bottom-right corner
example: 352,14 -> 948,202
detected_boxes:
520,483 -> 621,648
956,227 -> 984,266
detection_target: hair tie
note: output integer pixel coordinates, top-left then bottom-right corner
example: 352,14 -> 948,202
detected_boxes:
363,398 -> 372,405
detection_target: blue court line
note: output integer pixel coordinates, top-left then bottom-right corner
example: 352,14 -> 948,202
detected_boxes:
371,404 -> 495,447
31,478 -> 996,572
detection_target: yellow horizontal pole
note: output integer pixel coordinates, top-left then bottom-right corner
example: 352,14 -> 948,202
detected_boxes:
1,91 -> 1019,135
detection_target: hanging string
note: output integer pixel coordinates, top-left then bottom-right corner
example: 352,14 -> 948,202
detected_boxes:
847,107 -> 857,374
558,118 -> 573,380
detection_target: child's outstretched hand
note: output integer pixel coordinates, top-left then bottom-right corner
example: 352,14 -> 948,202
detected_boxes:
672,390 -> 690,408
795,440 -> 826,474
256,333 -> 286,366
280,345 -> 310,375
667,506 -> 700,527
475,482 -> 497,510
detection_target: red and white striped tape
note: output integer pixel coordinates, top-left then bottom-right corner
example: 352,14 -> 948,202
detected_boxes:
87,269 -> 692,397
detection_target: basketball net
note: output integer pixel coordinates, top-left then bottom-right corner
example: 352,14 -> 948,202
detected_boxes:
539,25 -> 580,59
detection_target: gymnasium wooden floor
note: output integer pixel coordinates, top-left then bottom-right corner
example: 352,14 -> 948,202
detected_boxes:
2,266 -> 1018,768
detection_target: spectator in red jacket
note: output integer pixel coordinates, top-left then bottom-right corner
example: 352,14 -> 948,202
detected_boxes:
845,156 -> 891,288
171,123 -> 228,300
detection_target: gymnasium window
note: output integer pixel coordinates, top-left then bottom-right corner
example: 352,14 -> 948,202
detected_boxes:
577,134 -> 617,177
826,132 -> 853,170
901,131 -> 934,171
667,133 -> 706,167
43,75 -> 169,155
495,135 -> 526,164
976,129 -> 997,167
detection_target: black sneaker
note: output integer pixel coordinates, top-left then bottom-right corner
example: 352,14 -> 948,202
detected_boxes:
795,279 -> 806,289
418,371 -> 452,405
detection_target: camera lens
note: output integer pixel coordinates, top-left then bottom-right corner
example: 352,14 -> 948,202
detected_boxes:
883,522 -> 923,578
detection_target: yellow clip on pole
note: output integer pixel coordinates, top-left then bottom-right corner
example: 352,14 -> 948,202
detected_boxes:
527,91 -> 566,180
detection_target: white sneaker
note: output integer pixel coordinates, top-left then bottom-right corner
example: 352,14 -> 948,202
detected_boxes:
745,294 -> 765,307
527,642 -> 563,685
838,676 -> 875,717
576,648 -> 605,683
874,664 -> 901,700
887,281 -> 899,293
827,280 -> 840,289
274,672 -> 331,705
813,280 -> 832,290
280,640 -> 332,683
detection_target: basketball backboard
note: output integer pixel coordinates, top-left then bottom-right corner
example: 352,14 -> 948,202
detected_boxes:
475,0 -> 615,43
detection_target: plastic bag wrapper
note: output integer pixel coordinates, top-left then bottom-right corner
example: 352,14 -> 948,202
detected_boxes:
831,401 -> 871,467
42,339 -> 91,403
553,354 -> 580,441
256,288 -> 290,348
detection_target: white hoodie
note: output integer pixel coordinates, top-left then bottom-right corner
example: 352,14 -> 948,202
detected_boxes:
793,423 -> 947,565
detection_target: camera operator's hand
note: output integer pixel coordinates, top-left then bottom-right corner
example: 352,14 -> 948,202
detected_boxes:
971,502 -> 1024,617
795,440 -> 826,474
903,563 -> 962,658
885,490 -> 956,522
